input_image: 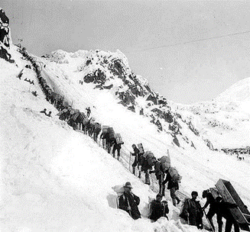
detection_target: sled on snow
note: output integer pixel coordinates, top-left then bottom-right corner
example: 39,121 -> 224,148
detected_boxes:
215,179 -> 250,231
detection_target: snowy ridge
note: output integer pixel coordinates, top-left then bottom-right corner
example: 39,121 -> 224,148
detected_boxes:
216,77 -> 250,102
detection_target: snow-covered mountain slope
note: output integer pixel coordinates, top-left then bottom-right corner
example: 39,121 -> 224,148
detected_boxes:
1,43 -> 250,231
173,76 -> 250,150
174,100 -> 250,149
1,9 -> 250,231
216,77 -> 250,102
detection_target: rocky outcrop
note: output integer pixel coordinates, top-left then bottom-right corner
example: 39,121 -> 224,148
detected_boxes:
84,69 -> 106,84
0,8 -> 14,63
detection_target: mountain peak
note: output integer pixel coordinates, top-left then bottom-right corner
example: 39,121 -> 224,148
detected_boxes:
0,8 -> 14,63
215,77 -> 250,102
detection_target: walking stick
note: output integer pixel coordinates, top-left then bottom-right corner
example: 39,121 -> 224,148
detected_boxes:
129,152 -> 132,172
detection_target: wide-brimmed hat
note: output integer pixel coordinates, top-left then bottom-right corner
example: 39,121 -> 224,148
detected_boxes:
191,191 -> 198,196
124,182 -> 133,189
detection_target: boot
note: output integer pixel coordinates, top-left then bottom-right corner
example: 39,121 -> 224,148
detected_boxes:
132,167 -> 136,175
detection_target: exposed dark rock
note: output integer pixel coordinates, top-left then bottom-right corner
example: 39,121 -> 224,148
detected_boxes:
146,94 -> 158,104
127,105 -> 135,112
204,139 -> 214,150
188,122 -> 199,136
173,136 -> 180,147
103,84 -> 113,89
0,9 -> 14,63
84,69 -> 106,84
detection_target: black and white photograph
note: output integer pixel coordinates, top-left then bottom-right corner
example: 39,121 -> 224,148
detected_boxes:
1,0 -> 250,231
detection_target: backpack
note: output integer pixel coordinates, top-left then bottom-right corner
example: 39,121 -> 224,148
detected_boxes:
115,133 -> 124,144
82,117 -> 89,125
90,117 -> 96,124
72,112 -> 80,121
137,143 -> 144,154
108,127 -> 115,139
159,156 -> 171,172
145,151 -> 156,168
102,125 -> 109,135
168,167 -> 181,182
94,123 -> 101,133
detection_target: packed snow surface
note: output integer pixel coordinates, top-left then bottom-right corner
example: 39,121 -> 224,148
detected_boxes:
0,47 -> 250,232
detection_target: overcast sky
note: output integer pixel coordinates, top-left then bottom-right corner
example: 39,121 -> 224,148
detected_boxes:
2,0 -> 250,104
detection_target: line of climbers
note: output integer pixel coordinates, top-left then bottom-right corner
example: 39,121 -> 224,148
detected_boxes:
130,144 -> 181,206
16,47 -> 196,227
117,144 -> 242,232
18,47 -> 125,160
18,49 -> 243,232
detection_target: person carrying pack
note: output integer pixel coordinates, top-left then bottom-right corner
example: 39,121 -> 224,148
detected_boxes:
163,167 -> 181,206
159,155 -> 171,172
93,122 -> 102,142
180,191 -> 203,229
141,151 -> 156,185
118,182 -> 141,220
131,144 -> 140,175
137,143 -> 144,178
100,126 -> 109,148
82,116 -> 89,134
106,127 -> 115,153
150,159 -> 166,196
149,194 -> 169,222
112,134 -> 124,160
202,189 -> 217,231
215,197 -> 239,232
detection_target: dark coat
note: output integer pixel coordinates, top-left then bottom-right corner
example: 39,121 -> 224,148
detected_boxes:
150,200 -> 169,221
119,192 -> 141,220
131,147 -> 140,167
215,201 -> 239,232
216,201 -> 237,221
154,161 -> 164,180
180,198 -> 203,227
164,172 -> 179,190
113,140 -> 121,150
